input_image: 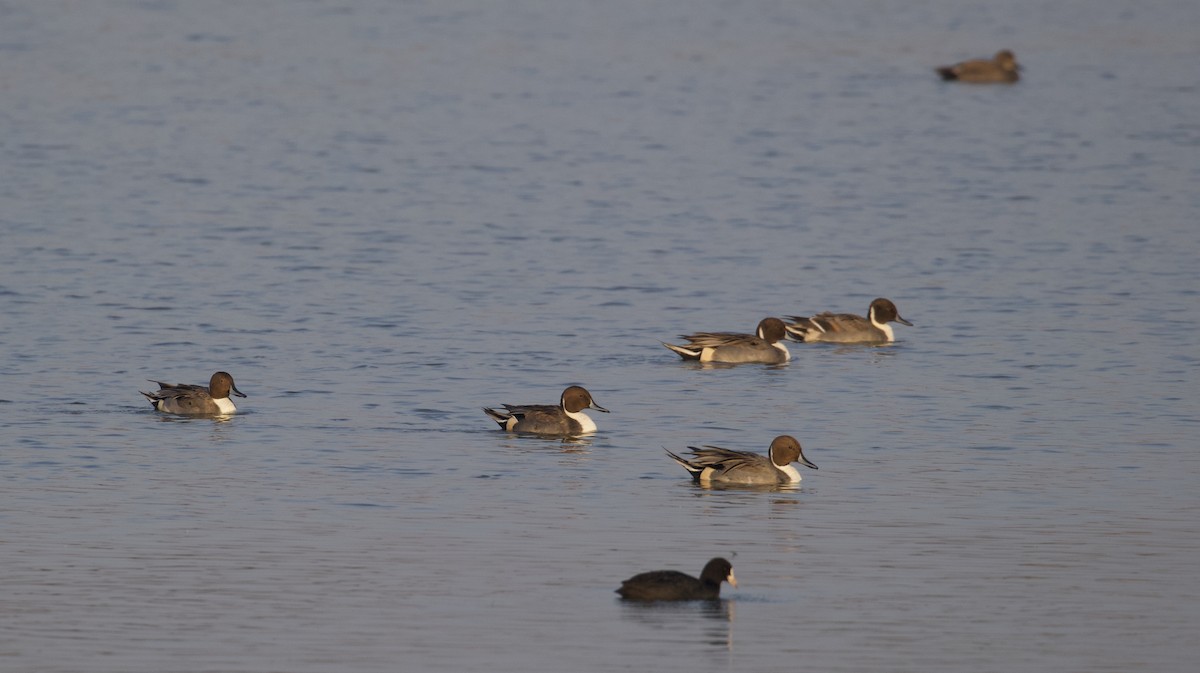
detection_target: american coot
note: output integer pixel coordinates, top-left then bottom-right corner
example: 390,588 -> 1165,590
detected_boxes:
616,557 -> 736,601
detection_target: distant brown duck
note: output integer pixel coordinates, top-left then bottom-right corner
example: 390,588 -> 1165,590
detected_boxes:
937,50 -> 1021,83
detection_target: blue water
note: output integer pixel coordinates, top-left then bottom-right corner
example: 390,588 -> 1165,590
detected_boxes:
2,1 -> 1199,671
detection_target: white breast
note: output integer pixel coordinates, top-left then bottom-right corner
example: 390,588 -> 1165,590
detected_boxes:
776,464 -> 802,483
772,342 -> 791,360
566,409 -> 597,434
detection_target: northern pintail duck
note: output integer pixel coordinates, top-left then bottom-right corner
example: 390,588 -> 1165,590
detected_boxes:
140,371 -> 246,416
662,317 -> 791,364
937,50 -> 1021,83
786,298 -> 912,344
666,435 -> 817,485
616,557 -> 737,601
483,385 -> 609,436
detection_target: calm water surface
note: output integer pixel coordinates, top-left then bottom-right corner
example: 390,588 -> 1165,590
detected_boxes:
2,1 -> 1198,671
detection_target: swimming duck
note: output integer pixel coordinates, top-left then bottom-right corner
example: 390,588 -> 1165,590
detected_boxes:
786,298 -> 912,344
662,317 -> 791,364
140,371 -> 246,416
484,385 -> 609,436
936,50 -> 1021,83
666,435 -> 817,485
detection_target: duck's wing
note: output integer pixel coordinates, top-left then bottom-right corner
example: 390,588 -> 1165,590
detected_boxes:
683,445 -> 764,470
789,312 -> 869,336
677,331 -> 763,348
